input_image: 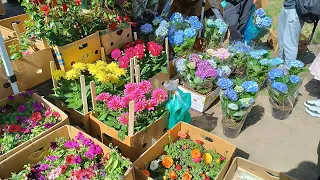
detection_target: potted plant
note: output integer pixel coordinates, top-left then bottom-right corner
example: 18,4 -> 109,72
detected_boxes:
228,41 -> 252,77
204,18 -> 228,49
268,60 -> 306,120
0,91 -> 69,162
217,78 -> 259,138
206,48 -> 232,66
0,125 -> 133,179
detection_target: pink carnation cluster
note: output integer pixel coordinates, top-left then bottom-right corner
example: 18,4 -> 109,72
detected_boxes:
207,48 -> 231,60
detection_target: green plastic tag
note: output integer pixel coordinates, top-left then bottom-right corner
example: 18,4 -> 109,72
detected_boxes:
221,0 -> 227,9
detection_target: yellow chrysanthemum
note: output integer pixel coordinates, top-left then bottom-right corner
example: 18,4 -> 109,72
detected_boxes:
95,60 -> 108,67
51,70 -> 66,81
72,62 -> 87,72
108,74 -> 119,83
65,69 -> 81,80
202,153 -> 213,164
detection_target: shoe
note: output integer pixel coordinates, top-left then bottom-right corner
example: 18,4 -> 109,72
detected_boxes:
304,99 -> 320,109
306,106 -> 320,118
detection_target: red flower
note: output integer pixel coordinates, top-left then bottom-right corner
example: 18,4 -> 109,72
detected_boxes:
40,5 -> 50,16
134,44 -> 145,59
220,156 -> 226,161
175,164 -> 182,170
123,16 -> 130,22
53,111 -> 60,118
116,16 -> 122,22
123,42 -> 134,49
196,140 -> 204,145
62,4 -> 68,12
130,22 -> 137,27
61,165 -> 67,173
31,112 -> 42,121
66,155 -> 75,164
75,0 -> 81,5
205,177 -> 211,180
134,39 -> 144,45
8,124 -> 20,133
110,22 -> 117,31
147,42 -> 163,57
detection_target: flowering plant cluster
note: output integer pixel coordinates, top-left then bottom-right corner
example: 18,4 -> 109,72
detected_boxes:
268,60 -> 306,106
254,8 -> 272,29
94,81 -> 168,140
218,78 -> 258,122
0,91 -> 61,155
175,53 -> 231,95
111,40 -> 167,81
206,48 -> 231,65
141,131 -> 227,179
10,132 -> 132,179
51,61 -> 127,112
204,18 -> 228,49
228,41 -> 252,76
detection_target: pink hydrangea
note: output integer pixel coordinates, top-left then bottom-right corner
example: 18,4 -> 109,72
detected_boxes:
107,95 -> 123,110
152,89 -> 168,104
96,92 -> 112,102
208,48 -> 230,60
111,48 -> 122,60
134,100 -> 146,113
124,82 -> 138,95
138,80 -> 152,94
145,99 -> 157,111
118,55 -> 130,69
119,112 -> 129,125
44,108 -> 52,117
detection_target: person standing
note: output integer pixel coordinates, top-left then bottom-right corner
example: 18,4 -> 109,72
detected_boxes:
277,0 -> 305,61
223,0 -> 256,41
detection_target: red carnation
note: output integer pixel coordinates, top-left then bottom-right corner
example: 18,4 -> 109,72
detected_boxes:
134,39 -> 144,45
123,16 -> 130,22
62,4 -> 68,12
147,42 -> 162,57
31,112 -> 42,121
75,0 -> 81,6
66,155 -> 75,164
40,5 -> 50,16
8,124 -> 21,133
123,42 -> 134,49
196,140 -> 204,145
110,22 -> 117,31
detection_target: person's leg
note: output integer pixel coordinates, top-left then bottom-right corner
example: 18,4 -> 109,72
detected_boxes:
283,8 -> 305,61
277,6 -> 286,59
223,1 -> 242,41
238,0 -> 254,34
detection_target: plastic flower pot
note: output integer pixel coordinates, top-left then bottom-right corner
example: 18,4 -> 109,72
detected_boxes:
269,97 -> 293,120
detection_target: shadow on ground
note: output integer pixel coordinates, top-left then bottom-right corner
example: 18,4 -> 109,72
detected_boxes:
298,49 -> 317,65
305,78 -> 320,98
191,113 -> 218,132
285,161 -> 319,180
241,105 -> 265,132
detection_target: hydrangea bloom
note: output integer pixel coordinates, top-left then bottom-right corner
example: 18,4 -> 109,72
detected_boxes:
268,68 -> 284,80
159,20 -> 170,28
234,86 -> 244,93
216,66 -> 232,78
195,61 -> 217,80
187,16 -> 203,30
228,41 -> 251,53
255,8 -> 266,17
155,25 -> 168,38
248,49 -> 268,59
259,58 -> 269,65
206,19 -> 215,28
189,53 -> 201,63
170,12 -> 184,22
214,19 -> 228,34
174,30 -> 184,37
173,35 -> 184,45
285,60 -> 304,69
269,57 -> 284,66
239,98 -> 255,108
261,17 -> 272,29
175,58 -> 187,72
242,81 -> 259,93
289,75 -> 301,84
152,16 -> 164,26
217,78 -> 233,90
140,23 -> 153,34
224,89 -> 239,102
272,82 -> 288,93
184,28 -> 196,38
207,59 -> 217,68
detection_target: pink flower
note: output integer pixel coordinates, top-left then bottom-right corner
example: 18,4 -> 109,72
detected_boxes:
193,157 -> 202,163
118,55 -> 130,69
48,167 -> 62,180
111,48 -> 122,60
147,42 -> 163,57
121,95 -> 133,108
138,80 -> 152,94
22,50 -> 31,56
44,108 -> 52,117
134,100 -> 146,113
107,96 -> 123,110
124,82 -> 138,95
145,99 -> 157,111
134,44 -> 145,59
53,112 -> 60,118
131,89 -> 145,101
96,92 -> 112,102
125,47 -> 136,59
152,89 -> 168,104
119,112 -> 129,125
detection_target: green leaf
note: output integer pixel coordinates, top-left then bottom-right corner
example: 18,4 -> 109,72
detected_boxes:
233,111 -> 247,117
10,53 -> 21,60
161,67 -> 168,74
98,113 -> 107,121
118,130 -> 126,141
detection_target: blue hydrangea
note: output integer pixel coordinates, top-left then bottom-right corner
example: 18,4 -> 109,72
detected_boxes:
218,78 -> 233,90
140,23 -> 153,34
289,75 -> 301,84
174,35 -> 184,46
168,36 -> 175,44
159,20 -> 169,28
239,98 -> 255,108
207,59 -> 217,68
255,8 -> 266,17
214,19 -> 228,34
271,82 -> 288,93
174,30 -> 184,37
285,60 -> 305,69
170,12 -> 183,22
248,49 -> 268,59
168,25 -> 176,36
155,25 -> 168,38
184,28 -> 196,38
242,81 -> 259,93
255,16 -> 263,28
261,16 -> 272,29
152,16 -> 164,26
175,58 -> 187,72
228,41 -> 251,53
268,68 -> 284,80
269,57 -> 284,66
221,66 -> 231,76
225,89 -> 239,102
206,19 -> 215,28
259,58 -> 269,65
187,16 -> 203,30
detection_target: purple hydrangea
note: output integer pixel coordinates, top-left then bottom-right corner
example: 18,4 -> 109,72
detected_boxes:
195,61 -> 217,80
188,53 -> 201,63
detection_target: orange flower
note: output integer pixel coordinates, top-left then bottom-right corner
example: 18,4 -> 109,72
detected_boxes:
191,149 -> 201,159
178,131 -> 188,139
182,172 -> 192,180
167,130 -> 171,135
162,156 -> 174,168
141,169 -> 150,177
168,170 -> 177,179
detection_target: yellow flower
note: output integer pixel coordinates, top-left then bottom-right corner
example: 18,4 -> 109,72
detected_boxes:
108,74 -> 119,83
51,70 -> 66,81
65,69 -> 81,80
96,60 -> 108,67
203,153 -> 213,164
72,62 -> 87,72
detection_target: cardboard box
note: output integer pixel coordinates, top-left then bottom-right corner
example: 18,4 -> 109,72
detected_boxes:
168,60 -> 177,77
90,112 -> 169,161
0,125 -> 134,179
223,157 -> 295,180
178,85 -> 220,112
0,14 -> 29,40
255,0 -> 269,9
148,71 -> 170,91
100,23 -> 133,56
53,31 -> 101,71
134,122 -> 236,180
0,93 -> 69,162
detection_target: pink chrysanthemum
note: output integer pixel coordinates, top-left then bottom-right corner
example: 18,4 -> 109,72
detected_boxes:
118,55 -> 130,69
124,82 -> 138,95
125,47 -> 136,59
121,95 -> 133,108
111,48 -> 122,60
139,80 -> 152,94
44,108 -> 52,117
145,99 -> 157,111
152,89 -> 168,103
96,92 -> 112,102
134,44 -> 145,59
119,112 -> 129,125
134,100 -> 146,113
131,89 -> 145,101
107,95 -> 123,110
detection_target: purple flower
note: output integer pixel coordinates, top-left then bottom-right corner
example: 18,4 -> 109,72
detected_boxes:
90,144 -> 103,155
82,138 -> 94,147
74,156 -> 82,164
21,127 -> 31,134
46,155 -> 60,161
64,140 -> 80,149
189,53 -> 201,63
195,61 -> 218,80
16,116 -> 24,123
84,151 -> 95,159
8,96 -> 14,101
75,132 -> 85,141
44,122 -> 55,129
50,141 -> 58,150
32,102 -> 44,111
39,164 -> 50,171
17,105 -> 26,113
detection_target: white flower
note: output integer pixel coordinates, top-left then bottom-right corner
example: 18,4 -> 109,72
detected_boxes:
150,160 -> 159,170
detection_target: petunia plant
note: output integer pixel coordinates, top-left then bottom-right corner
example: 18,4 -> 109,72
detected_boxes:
218,78 -> 259,123
140,130 -> 227,179
10,132 -> 132,179
94,81 -> 168,140
0,91 -> 62,155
